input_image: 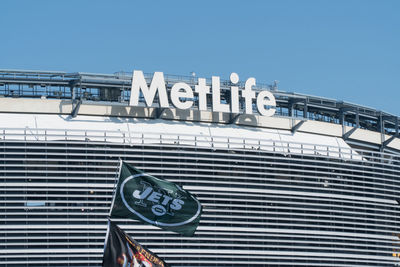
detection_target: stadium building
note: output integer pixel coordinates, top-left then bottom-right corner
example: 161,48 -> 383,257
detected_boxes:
0,69 -> 399,266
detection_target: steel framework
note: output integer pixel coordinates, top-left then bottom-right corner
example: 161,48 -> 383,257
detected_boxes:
0,69 -> 398,148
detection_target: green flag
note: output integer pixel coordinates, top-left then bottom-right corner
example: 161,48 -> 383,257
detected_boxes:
110,161 -> 202,236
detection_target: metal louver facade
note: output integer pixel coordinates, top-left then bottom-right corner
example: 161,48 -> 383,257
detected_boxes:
1,128 -> 400,266
1,69 -> 400,266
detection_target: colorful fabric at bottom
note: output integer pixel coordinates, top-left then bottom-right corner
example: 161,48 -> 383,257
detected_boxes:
102,221 -> 169,267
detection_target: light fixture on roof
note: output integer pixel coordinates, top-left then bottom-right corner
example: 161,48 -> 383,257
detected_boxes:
272,80 -> 279,91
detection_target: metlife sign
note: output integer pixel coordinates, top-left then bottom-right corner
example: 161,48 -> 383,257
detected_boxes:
129,70 -> 276,117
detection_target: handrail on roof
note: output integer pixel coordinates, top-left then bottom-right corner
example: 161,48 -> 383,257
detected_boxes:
3,127 -> 400,164
0,69 -> 67,75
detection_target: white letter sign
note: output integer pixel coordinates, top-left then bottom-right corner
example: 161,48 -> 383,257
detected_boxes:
130,70 -> 276,117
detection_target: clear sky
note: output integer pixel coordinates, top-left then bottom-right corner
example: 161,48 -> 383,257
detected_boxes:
1,0 -> 399,115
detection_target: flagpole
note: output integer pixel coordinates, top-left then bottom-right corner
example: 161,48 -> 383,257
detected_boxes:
108,158 -> 123,217
102,218 -> 111,253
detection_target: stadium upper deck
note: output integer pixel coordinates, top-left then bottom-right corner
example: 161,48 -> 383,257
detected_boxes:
0,69 -> 398,153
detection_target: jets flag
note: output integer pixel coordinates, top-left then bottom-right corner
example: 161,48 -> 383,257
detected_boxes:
103,221 -> 169,267
110,161 -> 202,236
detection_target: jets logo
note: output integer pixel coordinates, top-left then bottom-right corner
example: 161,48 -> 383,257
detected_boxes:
120,174 -> 201,227
132,181 -> 186,217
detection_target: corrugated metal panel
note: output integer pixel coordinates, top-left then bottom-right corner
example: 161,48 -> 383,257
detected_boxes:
0,130 -> 400,266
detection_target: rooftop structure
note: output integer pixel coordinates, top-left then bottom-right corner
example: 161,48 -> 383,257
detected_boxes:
0,70 -> 398,148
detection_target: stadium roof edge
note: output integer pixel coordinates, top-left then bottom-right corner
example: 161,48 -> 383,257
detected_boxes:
0,69 -> 398,142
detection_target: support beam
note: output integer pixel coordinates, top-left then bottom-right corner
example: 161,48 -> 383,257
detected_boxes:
71,99 -> 82,118
229,114 -> 240,124
339,110 -> 345,126
339,106 -> 359,135
156,108 -> 166,119
70,86 -> 75,100
355,109 -> 360,128
303,100 -> 308,119
380,118 -> 399,151
288,102 -> 294,117
288,98 -> 307,118
379,113 -> 384,147
378,113 -> 383,133
291,120 -> 305,134
343,127 -> 357,140
382,135 -> 396,148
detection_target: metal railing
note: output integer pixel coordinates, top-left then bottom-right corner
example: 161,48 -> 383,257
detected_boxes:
3,127 -> 400,164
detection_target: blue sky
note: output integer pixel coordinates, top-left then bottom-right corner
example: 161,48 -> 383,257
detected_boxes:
1,0 -> 399,115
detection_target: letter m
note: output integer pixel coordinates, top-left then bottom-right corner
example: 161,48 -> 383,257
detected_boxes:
129,70 -> 169,108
